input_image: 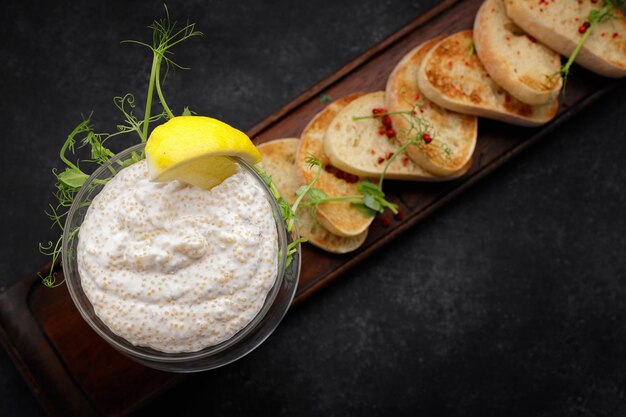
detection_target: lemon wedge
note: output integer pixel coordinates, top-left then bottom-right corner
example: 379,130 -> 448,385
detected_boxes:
145,116 -> 261,189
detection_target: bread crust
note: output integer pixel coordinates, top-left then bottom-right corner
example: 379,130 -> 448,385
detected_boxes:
258,138 -> 367,253
505,0 -> 626,78
417,30 -> 559,126
296,94 -> 374,237
474,0 -> 562,105
385,38 -> 477,176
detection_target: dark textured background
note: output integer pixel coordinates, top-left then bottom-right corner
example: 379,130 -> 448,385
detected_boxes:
2,0 -> 626,416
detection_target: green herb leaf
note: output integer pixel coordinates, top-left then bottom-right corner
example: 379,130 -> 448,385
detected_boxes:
357,179 -> 384,198
319,92 -> 332,104
57,168 -> 89,188
297,185 -> 327,202
350,203 -> 376,218
467,40 -> 475,57
286,237 -> 307,268
89,141 -> 115,163
256,167 -> 273,186
295,184 -> 308,197
304,154 -> 323,169
363,193 -> 382,212
294,155 -> 398,218
279,199 -> 294,224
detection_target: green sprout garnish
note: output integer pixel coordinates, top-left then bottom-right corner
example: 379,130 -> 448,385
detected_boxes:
122,7 -> 201,132
287,106 -> 445,228
319,92 -> 333,104
560,0 -> 626,85
39,8 -> 201,287
297,155 -> 398,218
255,160 -> 324,269
467,40 -> 475,57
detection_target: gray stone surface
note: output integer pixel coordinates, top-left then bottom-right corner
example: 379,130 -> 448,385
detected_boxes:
1,0 -> 626,416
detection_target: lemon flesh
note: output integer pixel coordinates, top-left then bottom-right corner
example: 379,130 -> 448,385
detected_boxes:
145,116 -> 261,189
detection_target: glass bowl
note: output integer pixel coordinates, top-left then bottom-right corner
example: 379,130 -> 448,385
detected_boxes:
62,143 -> 300,372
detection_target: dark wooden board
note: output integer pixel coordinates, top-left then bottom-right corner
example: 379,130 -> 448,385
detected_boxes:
0,0 -> 622,416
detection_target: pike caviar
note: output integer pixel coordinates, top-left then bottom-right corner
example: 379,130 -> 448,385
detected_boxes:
77,161 -> 278,353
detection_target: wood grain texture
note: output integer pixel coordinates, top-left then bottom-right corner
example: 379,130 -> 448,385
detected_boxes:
0,0 -> 622,415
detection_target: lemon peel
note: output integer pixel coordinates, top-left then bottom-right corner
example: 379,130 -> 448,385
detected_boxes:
145,116 -> 261,189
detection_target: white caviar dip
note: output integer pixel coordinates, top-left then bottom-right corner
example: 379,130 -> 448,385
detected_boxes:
77,160 -> 278,353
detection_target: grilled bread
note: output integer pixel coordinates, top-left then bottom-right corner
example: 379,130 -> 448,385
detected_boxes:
297,94 -> 374,238
323,91 -> 472,179
258,138 -> 367,253
474,0 -> 562,105
385,38 -> 477,177
505,0 -> 626,78
417,30 -> 559,126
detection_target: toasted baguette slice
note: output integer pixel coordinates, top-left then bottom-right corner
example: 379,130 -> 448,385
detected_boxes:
386,38 -> 478,176
297,94 -> 374,238
474,0 -> 562,105
505,0 -> 626,78
324,91 -> 472,178
258,138 -> 367,254
417,30 -> 559,126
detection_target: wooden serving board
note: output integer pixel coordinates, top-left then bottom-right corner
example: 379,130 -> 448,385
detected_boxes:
0,0 -> 622,415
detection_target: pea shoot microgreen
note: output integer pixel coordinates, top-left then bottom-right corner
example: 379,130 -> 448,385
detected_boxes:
255,161 -> 322,269
560,0 -> 626,85
254,103 -> 444,265
319,92 -> 333,104
39,8 -> 201,287
297,156 -> 399,218
122,8 -> 202,132
466,40 -> 475,57
288,106 -> 444,226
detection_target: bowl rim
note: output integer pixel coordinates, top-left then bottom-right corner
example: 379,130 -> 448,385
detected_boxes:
62,142 -> 299,368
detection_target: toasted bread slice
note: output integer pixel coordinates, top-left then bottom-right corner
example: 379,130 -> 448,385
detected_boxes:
324,90 -> 473,179
417,30 -> 559,126
258,138 -> 367,254
257,138 -> 300,205
474,0 -> 562,105
297,94 -> 374,238
386,38 -> 478,176
505,0 -> 626,78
